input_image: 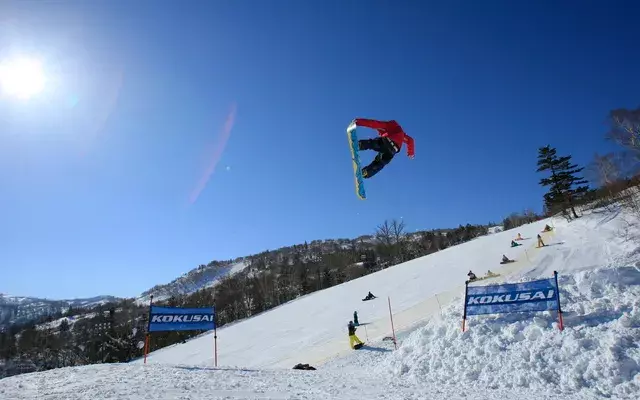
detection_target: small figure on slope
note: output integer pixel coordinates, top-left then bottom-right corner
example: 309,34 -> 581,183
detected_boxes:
500,254 -> 514,264
542,224 -> 553,232
515,233 -> 523,241
351,118 -> 415,179
348,321 -> 364,349
467,270 -> 477,281
511,240 -> 522,248
353,311 -> 359,326
537,234 -> 546,248
362,291 -> 377,301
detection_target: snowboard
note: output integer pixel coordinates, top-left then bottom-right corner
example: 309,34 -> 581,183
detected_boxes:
346,122 -> 366,200
354,343 -> 365,350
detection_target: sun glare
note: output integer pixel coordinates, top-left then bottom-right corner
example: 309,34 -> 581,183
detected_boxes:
0,57 -> 46,100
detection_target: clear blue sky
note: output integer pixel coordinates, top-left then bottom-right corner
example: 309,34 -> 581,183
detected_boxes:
1,1 -> 638,299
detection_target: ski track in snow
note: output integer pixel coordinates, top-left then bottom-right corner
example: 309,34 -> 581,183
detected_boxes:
2,205 -> 640,399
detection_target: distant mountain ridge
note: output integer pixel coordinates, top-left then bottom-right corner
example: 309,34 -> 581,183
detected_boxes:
0,294 -> 119,327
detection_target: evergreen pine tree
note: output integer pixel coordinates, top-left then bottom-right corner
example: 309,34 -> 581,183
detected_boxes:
537,145 -> 590,219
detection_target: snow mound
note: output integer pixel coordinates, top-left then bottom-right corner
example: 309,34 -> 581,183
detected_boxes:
381,266 -> 640,399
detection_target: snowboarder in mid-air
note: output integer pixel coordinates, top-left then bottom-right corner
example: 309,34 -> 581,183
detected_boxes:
348,321 -> 364,349
351,118 -> 415,179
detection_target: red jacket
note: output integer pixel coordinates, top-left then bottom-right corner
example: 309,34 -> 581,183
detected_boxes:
354,118 -> 415,158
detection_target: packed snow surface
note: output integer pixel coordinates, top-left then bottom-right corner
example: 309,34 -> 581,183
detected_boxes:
2,205 -> 640,399
0,361 -> 601,400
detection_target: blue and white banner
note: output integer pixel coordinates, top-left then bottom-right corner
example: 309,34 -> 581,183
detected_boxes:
465,277 -> 560,316
148,306 -> 216,332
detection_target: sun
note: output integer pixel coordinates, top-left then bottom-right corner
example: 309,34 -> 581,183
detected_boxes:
0,57 -> 46,100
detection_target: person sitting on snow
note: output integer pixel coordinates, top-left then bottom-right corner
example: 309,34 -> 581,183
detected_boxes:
502,254 -> 512,264
362,291 -> 377,301
348,321 -> 364,349
511,240 -> 521,247
467,270 -> 477,281
537,234 -> 546,248
515,233 -> 523,241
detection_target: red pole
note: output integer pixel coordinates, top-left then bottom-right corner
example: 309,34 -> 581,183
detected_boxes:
554,271 -> 564,331
143,335 -> 150,364
144,295 -> 154,364
388,296 -> 397,350
558,310 -> 564,331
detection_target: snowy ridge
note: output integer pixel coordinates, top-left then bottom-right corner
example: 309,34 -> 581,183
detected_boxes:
0,295 -> 118,326
35,313 -> 97,331
0,294 -> 117,307
137,260 -> 248,304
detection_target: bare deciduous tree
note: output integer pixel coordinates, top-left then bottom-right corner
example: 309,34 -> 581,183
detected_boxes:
375,220 -> 393,246
587,153 -> 620,211
390,219 -> 406,244
376,219 -> 406,245
607,108 -> 640,159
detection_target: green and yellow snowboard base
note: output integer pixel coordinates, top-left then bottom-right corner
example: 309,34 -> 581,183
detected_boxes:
347,122 -> 366,200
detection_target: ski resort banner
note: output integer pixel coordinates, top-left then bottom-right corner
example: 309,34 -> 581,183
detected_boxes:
143,295 -> 218,366
462,271 -> 564,332
148,306 -> 216,332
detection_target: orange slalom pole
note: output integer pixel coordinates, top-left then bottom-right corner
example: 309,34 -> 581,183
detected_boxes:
388,296 -> 397,350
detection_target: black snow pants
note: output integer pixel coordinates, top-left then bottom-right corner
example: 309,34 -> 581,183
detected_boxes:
358,137 -> 399,179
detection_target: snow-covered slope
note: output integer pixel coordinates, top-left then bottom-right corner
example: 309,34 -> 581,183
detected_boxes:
137,260 -> 248,304
2,205 -> 639,399
0,359 -> 597,400
141,212 -> 631,369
